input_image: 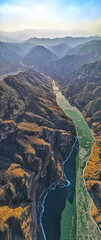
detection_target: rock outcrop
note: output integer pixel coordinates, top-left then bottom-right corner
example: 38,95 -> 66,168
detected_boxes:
0,70 -> 76,240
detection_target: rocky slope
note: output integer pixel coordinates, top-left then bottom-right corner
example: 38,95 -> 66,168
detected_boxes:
0,70 -> 76,240
63,61 -> 101,231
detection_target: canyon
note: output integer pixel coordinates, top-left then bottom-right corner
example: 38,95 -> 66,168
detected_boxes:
0,70 -> 76,240
0,35 -> 101,240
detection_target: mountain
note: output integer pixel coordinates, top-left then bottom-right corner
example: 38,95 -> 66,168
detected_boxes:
18,42 -> 37,54
0,41 -> 38,75
24,35 -> 101,48
63,60 -> 101,230
23,45 -> 58,67
0,36 -> 101,76
0,34 -> 13,42
49,43 -> 71,58
0,69 -> 76,240
67,40 -> 101,62
41,54 -> 87,82
41,39 -> 101,82
64,60 -> 101,120
0,29 -> 100,43
0,41 -> 22,75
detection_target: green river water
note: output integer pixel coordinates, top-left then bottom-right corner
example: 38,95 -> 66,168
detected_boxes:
42,81 -> 101,240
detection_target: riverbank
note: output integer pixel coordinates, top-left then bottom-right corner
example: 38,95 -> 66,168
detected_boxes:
56,81 -> 101,240
40,136 -> 77,239
61,60 -> 101,233
42,81 -> 101,240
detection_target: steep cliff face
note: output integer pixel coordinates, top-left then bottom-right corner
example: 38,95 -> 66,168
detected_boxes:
84,133 -> 101,231
63,61 -> 101,231
0,70 -> 76,240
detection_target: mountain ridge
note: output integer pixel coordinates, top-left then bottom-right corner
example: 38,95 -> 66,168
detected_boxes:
23,45 -> 58,67
0,69 -> 76,240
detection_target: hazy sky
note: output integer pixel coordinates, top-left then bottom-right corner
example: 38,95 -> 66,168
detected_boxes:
0,0 -> 101,36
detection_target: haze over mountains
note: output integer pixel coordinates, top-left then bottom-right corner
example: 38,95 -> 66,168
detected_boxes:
24,35 -> 101,48
0,29 -> 101,42
0,35 -> 101,76
49,43 -> 70,58
67,40 -> 101,60
0,41 -> 22,75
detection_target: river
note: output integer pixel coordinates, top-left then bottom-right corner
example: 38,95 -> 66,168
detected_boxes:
42,81 -> 101,240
